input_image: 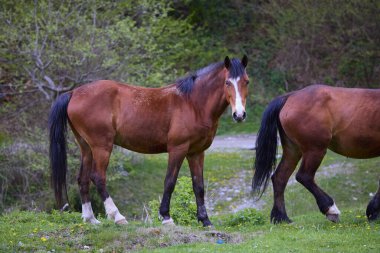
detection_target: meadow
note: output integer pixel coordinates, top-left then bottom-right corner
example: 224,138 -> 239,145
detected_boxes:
1,148 -> 379,252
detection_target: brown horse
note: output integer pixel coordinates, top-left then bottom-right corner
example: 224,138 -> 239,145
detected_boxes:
49,55 -> 249,226
253,84 -> 380,223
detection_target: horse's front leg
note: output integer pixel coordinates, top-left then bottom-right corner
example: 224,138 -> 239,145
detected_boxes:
187,152 -> 212,227
159,148 -> 187,225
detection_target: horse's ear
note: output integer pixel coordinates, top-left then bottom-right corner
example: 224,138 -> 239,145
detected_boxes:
224,56 -> 231,69
241,55 -> 248,68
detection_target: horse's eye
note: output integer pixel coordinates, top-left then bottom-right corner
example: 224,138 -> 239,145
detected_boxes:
246,80 -> 250,85
225,80 -> 232,86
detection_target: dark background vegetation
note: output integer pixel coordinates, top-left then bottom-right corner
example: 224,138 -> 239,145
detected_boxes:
0,0 -> 379,214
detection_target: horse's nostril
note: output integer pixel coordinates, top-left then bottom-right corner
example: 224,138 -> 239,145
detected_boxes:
233,111 -> 245,122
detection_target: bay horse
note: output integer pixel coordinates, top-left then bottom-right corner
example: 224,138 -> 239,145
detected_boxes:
49,55 -> 249,226
253,84 -> 380,223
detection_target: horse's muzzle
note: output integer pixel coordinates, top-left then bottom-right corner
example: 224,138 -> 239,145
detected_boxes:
233,111 -> 246,122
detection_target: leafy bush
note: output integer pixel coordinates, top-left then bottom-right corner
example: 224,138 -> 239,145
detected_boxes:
223,208 -> 265,227
149,176 -> 197,226
0,128 -> 54,212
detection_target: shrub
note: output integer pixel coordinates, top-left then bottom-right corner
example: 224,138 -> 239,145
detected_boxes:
148,176 -> 197,226
223,208 -> 265,227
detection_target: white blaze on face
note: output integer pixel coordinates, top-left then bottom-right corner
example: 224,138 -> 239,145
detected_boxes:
228,77 -> 245,115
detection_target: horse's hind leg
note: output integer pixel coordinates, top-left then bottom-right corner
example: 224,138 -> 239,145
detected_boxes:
75,137 -> 100,224
271,144 -> 301,223
91,146 -> 127,225
366,179 -> 380,221
296,150 -> 341,222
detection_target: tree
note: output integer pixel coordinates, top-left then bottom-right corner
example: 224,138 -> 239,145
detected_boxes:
0,0 -> 223,101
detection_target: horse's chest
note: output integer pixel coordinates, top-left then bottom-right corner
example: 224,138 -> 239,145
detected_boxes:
189,125 -> 217,152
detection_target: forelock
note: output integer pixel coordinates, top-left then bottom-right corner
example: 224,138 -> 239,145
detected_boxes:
228,58 -> 245,78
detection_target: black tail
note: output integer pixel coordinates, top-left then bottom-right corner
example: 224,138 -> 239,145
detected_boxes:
48,92 -> 72,209
252,95 -> 288,197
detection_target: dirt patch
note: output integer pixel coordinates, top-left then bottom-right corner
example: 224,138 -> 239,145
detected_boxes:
208,134 -> 256,152
206,169 -> 265,215
118,226 -> 244,251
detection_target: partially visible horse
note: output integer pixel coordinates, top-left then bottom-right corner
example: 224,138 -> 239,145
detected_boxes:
253,84 -> 380,223
49,56 -> 249,226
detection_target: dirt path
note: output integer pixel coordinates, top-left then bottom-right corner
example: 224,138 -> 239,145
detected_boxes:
208,134 -> 256,152
206,134 -> 260,214
205,134 -> 356,215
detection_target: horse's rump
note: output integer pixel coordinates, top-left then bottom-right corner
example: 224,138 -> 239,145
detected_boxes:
280,85 -> 380,158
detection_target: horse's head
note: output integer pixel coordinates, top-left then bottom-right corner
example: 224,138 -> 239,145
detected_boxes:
224,55 -> 249,122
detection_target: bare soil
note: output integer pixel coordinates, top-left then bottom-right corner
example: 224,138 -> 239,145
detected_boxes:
208,134 -> 256,152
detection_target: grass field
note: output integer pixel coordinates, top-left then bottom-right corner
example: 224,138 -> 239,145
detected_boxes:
1,149 -> 380,252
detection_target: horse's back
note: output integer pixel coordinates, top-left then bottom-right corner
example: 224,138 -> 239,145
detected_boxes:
67,80 -> 183,153
280,85 -> 380,158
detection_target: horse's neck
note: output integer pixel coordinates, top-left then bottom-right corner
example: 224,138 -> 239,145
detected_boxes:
190,72 -> 228,122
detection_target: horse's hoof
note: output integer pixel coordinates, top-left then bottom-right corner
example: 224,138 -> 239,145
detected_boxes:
113,212 -> 128,225
91,219 -> 101,224
83,217 -> 101,224
271,216 -> 293,224
270,208 -> 292,224
162,218 -> 175,226
366,199 -> 380,221
366,211 -> 379,222
326,214 -> 340,223
203,224 -> 215,229
201,219 -> 213,228
115,218 -> 128,225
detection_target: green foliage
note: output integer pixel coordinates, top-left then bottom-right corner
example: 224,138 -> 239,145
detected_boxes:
254,0 -> 380,91
149,176 -> 197,226
170,176 -> 197,226
0,0 -> 225,100
0,128 -> 52,211
0,132 -> 9,147
223,208 -> 265,227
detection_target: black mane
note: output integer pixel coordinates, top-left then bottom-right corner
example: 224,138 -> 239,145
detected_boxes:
176,58 -> 245,95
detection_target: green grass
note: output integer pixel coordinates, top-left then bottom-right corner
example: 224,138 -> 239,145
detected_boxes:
1,209 -> 379,252
2,150 -> 380,252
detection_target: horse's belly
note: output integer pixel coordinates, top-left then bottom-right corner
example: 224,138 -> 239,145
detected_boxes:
114,133 -> 168,154
329,134 -> 380,159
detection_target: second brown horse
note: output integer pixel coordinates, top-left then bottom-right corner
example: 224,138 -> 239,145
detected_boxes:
49,56 -> 249,226
253,84 -> 380,223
